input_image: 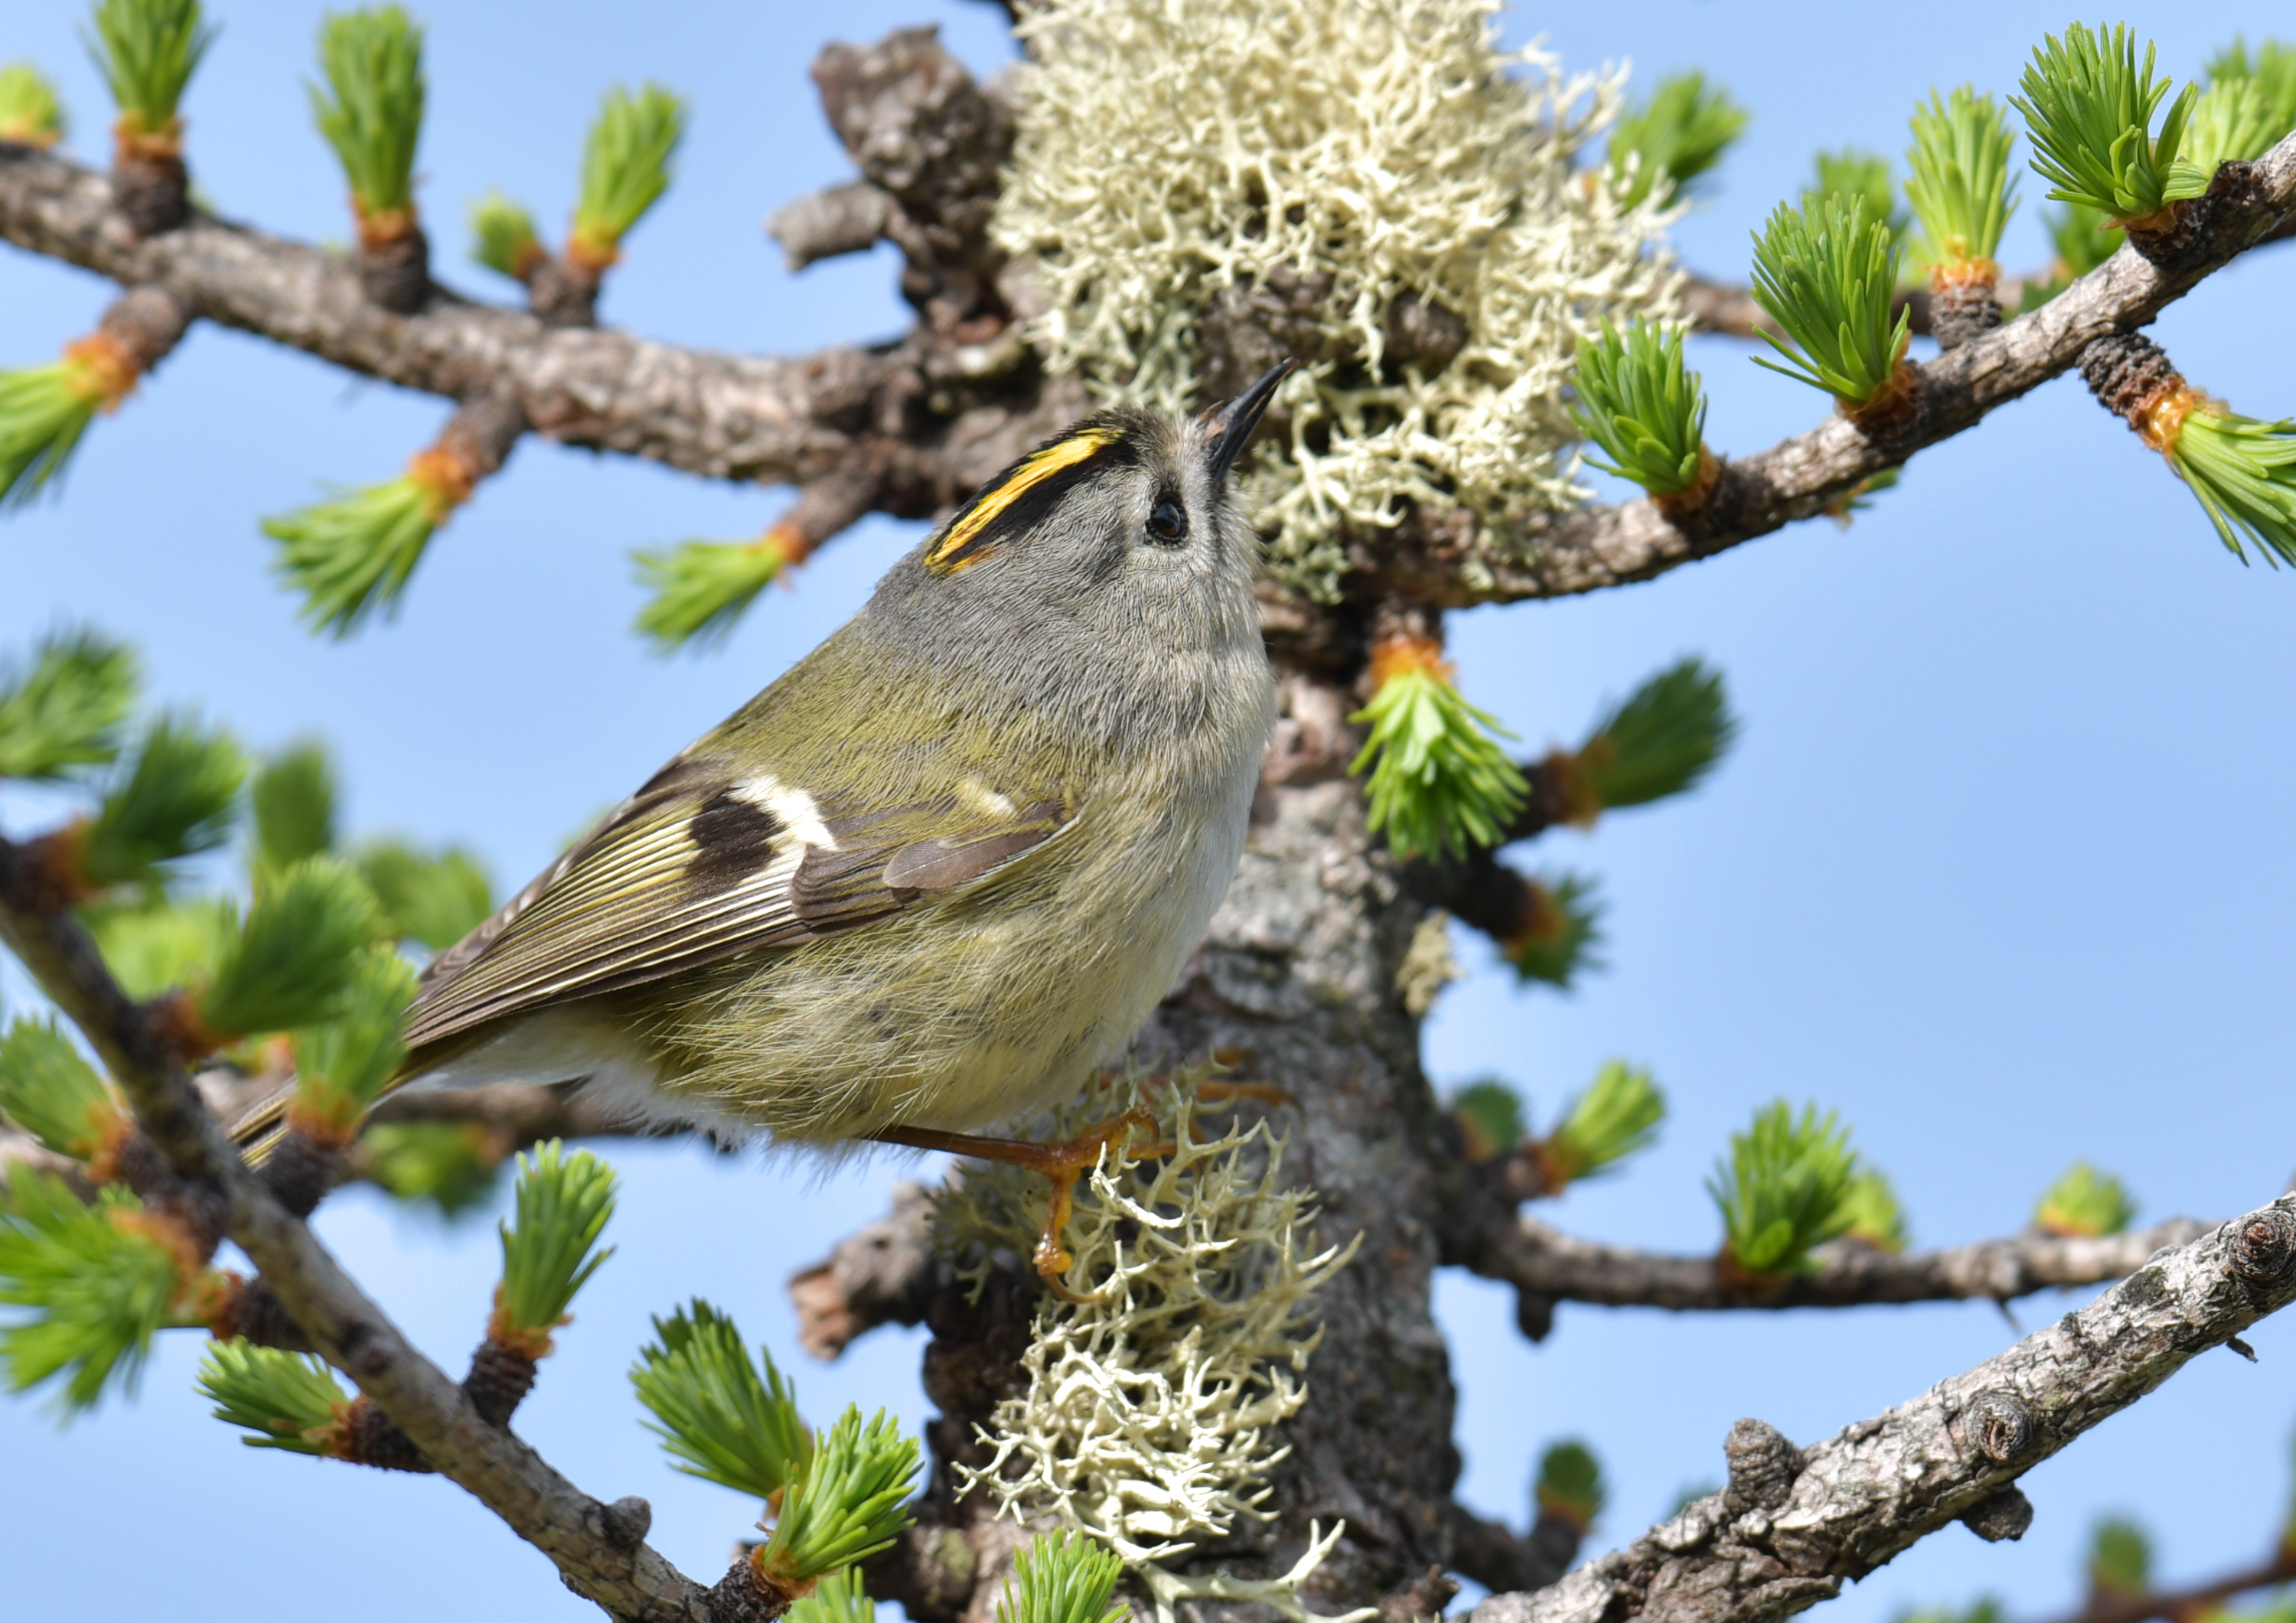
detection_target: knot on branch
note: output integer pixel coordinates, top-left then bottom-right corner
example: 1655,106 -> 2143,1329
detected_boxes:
1723,1418 -> 1802,1514
2227,1205 -> 2296,1290
600,1496 -> 653,1550
1958,1484 -> 2034,1543
1960,1390 -> 2036,1462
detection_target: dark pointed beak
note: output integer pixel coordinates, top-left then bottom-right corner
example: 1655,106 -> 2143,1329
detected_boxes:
1204,360 -> 1296,484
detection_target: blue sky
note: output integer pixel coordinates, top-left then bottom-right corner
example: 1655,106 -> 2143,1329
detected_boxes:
3,3 -> 2293,1620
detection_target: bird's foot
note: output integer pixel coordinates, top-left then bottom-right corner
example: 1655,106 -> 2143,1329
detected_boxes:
868,1106 -> 1163,1302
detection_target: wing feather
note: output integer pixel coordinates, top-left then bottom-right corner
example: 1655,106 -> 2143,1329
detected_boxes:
403,758 -> 1075,1051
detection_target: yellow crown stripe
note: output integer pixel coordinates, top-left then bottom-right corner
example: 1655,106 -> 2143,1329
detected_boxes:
928,426 -> 1121,571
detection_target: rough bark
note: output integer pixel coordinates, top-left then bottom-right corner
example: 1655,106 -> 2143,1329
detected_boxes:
1463,1197 -> 2296,1623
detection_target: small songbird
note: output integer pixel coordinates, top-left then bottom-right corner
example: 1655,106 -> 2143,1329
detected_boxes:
237,367 -> 1288,1247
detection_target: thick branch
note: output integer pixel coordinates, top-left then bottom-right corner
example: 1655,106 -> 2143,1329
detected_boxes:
1374,137 -> 2296,608
0,835 -> 731,1623
1470,1195 -> 2296,1623
0,141 -> 1067,527
1460,1211 -> 2215,1312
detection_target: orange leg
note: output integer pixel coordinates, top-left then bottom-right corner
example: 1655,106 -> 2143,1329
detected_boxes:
869,1107 -> 1163,1302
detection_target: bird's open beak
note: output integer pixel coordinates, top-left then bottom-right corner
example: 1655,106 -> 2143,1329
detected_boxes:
1205,360 -> 1297,484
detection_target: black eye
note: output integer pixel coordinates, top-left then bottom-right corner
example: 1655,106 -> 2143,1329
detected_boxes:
1146,497 -> 1188,545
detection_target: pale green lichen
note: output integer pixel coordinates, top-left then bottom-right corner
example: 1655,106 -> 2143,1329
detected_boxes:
942,1069 -> 1358,1588
994,0 -> 1681,600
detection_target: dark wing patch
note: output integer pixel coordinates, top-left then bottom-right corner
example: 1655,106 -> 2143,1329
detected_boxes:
685,790 -> 783,893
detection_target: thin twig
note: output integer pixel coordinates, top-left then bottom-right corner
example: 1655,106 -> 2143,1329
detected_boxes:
1459,1211 -> 2215,1312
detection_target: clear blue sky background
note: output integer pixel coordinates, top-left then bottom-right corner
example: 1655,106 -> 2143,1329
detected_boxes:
3,3 -> 2292,1620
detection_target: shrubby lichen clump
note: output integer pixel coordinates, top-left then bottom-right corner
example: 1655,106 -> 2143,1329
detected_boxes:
994,0 -> 1678,598
938,1069 -> 1356,1605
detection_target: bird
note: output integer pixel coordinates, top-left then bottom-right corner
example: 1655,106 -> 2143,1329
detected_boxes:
236,364 -> 1291,1287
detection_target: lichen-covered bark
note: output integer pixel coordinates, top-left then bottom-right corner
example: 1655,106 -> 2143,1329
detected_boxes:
1137,726 -> 1458,1604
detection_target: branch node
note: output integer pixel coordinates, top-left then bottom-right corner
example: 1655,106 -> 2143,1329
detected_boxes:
1722,1417 -> 1802,1514
1958,1484 -> 2034,1543
2077,331 -> 2185,432
1960,1390 -> 2037,1462
2227,1206 -> 2296,1290
601,1495 -> 654,1550
260,1129 -> 344,1219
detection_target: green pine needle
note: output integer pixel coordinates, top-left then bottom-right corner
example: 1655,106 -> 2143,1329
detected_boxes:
1807,148 -> 1908,239
82,712 -> 244,888
1748,193 -> 1910,406
353,836 -> 493,950
1534,1440 -> 1606,1528
0,627 -> 138,781
264,474 -> 449,637
2206,37 -> 2296,142
1503,871 -> 1604,989
2170,76 -> 2285,197
1609,71 -> 1750,210
1904,87 -> 2018,267
632,536 -> 792,652
2035,1161 -> 2137,1237
0,360 -> 106,510
1707,1100 -> 1861,1276
1574,657 -> 1735,812
757,1406 -> 920,1583
0,1018 -> 119,1161
2011,24 -> 2197,221
0,62 -> 68,147
360,1122 -> 505,1216
309,7 -> 425,219
1570,318 -> 1707,497
469,189 -> 540,279
0,1168 -> 191,1411
790,1568 -> 877,1623
2089,1516 -> 2153,1597
197,1339 -> 347,1455
251,739 -> 338,874
994,1531 -> 1127,1623
1544,1061 -> 1664,1183
1350,661 -> 1528,862
1839,1167 -> 1910,1253
630,1298 -> 809,1499
84,894 -> 234,1001
289,945 -> 414,1139
197,856 -> 382,1040
495,1141 -> 616,1341
573,83 -> 686,257
2167,407 -> 2296,568
1449,1078 -> 1527,1163
85,0 -> 213,134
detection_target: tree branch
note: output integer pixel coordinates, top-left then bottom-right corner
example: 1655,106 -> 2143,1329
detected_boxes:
1469,1194 -> 2296,1623
0,833 -> 744,1623
2043,1546 -> 2296,1623
1368,136 -> 2296,609
1458,1211 -> 2216,1314
0,111 -> 1070,536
